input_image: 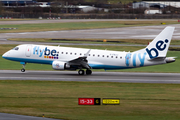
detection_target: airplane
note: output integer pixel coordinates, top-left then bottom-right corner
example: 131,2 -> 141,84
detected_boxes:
2,26 -> 176,75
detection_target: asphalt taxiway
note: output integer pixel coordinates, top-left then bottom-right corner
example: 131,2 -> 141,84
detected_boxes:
1,24 -> 180,41
1,70 -> 180,84
0,19 -> 176,25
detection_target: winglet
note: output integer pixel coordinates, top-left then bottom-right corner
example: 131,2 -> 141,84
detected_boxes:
84,49 -> 91,57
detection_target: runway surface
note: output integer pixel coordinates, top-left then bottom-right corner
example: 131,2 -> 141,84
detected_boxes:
0,19 -> 176,25
0,113 -> 60,120
1,24 -> 180,41
0,19 -> 142,25
1,70 -> 180,84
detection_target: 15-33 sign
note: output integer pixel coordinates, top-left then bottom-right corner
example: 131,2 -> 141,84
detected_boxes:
78,98 -> 101,105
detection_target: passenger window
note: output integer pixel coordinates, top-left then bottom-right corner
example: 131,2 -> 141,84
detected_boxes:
111,56 -> 113,58
61,52 -> 63,54
107,56 -> 109,58
75,53 -> 77,55
102,55 -> 104,57
98,55 -> 100,57
66,52 -> 68,54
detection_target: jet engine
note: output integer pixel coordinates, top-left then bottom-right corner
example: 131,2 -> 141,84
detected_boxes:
52,61 -> 71,70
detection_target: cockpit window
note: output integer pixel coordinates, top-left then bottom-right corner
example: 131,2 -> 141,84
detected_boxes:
12,47 -> 19,50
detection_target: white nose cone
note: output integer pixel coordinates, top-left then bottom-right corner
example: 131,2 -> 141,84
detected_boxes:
2,52 -> 9,58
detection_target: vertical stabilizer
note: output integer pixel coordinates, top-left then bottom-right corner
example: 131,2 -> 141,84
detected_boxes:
136,26 -> 175,59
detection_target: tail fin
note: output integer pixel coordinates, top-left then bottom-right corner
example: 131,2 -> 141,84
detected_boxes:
136,26 -> 175,59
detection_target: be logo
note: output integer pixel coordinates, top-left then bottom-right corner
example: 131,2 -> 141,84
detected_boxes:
146,39 -> 169,59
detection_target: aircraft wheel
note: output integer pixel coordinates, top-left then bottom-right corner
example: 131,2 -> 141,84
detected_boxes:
21,68 -> 25,72
78,70 -> 84,75
86,69 -> 92,75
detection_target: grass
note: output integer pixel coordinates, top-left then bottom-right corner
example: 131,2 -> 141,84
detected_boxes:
8,38 -> 180,45
0,81 -> 180,120
0,21 -> 179,33
0,44 -> 179,73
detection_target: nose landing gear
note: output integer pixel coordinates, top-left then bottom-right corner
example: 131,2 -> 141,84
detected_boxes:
20,62 -> 26,72
21,68 -> 25,72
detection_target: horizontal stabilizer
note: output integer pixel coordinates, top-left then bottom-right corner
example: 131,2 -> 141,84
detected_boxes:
165,57 -> 176,63
147,57 -> 166,61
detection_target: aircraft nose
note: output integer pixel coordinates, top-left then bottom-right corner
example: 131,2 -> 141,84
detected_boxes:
2,52 -> 9,58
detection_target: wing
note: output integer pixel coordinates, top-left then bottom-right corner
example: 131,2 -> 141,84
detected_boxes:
68,49 -> 91,69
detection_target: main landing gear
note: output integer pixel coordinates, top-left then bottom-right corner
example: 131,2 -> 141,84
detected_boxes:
21,63 -> 26,72
78,69 -> 92,75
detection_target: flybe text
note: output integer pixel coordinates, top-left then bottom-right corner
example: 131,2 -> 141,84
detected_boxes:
125,52 -> 147,67
33,46 -> 59,59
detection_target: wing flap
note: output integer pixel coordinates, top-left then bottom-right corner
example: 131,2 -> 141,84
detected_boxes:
68,49 -> 91,69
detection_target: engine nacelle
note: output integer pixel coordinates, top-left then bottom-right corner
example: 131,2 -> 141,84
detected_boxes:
52,61 -> 70,70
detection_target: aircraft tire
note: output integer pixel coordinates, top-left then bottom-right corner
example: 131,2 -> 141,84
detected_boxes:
21,68 -> 25,72
86,69 -> 92,75
78,70 -> 84,75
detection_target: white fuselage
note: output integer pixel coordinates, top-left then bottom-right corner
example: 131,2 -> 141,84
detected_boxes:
2,44 -> 167,70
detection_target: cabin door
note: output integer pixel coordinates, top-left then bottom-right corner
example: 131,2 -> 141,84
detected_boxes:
125,53 -> 131,67
25,45 -> 32,57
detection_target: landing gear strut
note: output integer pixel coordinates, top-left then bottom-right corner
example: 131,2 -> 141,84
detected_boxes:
21,63 -> 26,72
